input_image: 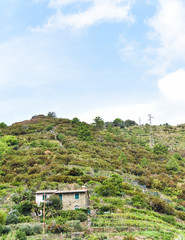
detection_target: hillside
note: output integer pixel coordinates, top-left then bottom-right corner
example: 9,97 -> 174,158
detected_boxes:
1,115 -> 185,239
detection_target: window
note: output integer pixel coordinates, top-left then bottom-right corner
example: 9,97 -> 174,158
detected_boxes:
42,194 -> 47,200
74,205 -> 80,210
75,193 -> 79,200
59,194 -> 62,201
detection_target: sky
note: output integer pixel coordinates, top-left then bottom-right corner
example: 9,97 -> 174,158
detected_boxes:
1,0 -> 185,126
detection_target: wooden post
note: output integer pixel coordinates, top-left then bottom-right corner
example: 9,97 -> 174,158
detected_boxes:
43,192 -> 45,235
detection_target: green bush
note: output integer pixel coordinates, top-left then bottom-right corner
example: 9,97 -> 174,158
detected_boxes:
67,220 -> 83,232
0,122 -> 7,128
46,125 -> 53,131
148,196 -> 175,215
74,211 -> 87,222
6,213 -> 19,224
2,226 -> 12,235
15,229 -> 27,240
15,200 -> 33,216
99,205 -> 116,214
32,224 -> 42,234
57,133 -> 65,142
19,224 -> 34,236
131,195 -> 149,209
0,135 -> 18,146
166,157 -> 180,172
162,214 -> 176,225
153,143 -> 168,155
78,125 -> 93,141
0,210 -> 6,225
18,216 -> 32,223
0,224 -> 3,236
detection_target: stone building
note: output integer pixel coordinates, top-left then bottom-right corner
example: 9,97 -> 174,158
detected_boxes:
35,187 -> 89,210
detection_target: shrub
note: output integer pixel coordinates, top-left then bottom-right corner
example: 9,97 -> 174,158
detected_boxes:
166,157 -> 180,172
0,224 -> 3,236
46,125 -> 53,131
99,205 -> 116,214
19,224 -> 34,236
32,224 -> 42,234
48,222 -> 69,233
2,226 -> 12,235
177,211 -> 185,220
67,220 -> 83,232
131,195 -> 149,209
15,200 -> 33,216
0,122 -> 7,128
18,216 -> 32,223
123,236 -> 136,240
47,112 -> 56,118
78,125 -> 93,141
0,135 -> 18,146
153,143 -> 168,155
0,210 -> 6,225
162,215 -> 176,225
74,211 -> 87,222
148,196 -> 175,215
15,229 -> 27,240
6,213 -> 19,224
57,133 -> 65,142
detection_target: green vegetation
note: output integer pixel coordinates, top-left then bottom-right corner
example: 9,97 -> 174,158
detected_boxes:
1,115 -> 185,239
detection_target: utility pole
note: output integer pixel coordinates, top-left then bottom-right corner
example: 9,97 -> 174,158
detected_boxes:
148,114 -> 154,148
43,193 -> 46,235
139,118 -> 141,126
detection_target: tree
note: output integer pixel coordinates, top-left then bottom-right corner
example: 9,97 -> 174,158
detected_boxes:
47,112 -> 56,118
0,122 -> 7,128
113,118 -> 124,128
72,117 -> 81,125
124,119 -> 137,127
78,124 -> 93,141
93,116 -> 104,130
41,195 -> 62,217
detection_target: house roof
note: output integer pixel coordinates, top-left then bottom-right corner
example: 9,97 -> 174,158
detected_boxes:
36,190 -> 57,194
36,189 -> 88,194
56,190 -> 88,194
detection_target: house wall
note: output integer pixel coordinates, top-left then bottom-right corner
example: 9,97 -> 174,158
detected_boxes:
36,193 -> 52,205
36,191 -> 88,210
58,192 -> 88,210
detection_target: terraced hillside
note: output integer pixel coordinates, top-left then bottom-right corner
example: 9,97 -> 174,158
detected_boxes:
0,115 -> 185,239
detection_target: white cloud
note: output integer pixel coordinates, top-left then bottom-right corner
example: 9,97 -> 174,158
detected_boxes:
34,0 -> 135,31
120,0 -> 185,75
147,0 -> 185,74
158,69 -> 185,102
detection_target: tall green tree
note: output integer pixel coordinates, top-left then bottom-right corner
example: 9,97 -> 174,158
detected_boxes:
78,124 -> 93,141
93,116 -> 104,130
47,112 -> 57,118
113,118 -> 124,128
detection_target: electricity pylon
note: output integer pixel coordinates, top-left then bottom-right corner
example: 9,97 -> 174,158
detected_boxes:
148,114 -> 154,148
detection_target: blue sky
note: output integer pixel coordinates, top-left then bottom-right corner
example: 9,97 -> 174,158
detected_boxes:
1,0 -> 185,125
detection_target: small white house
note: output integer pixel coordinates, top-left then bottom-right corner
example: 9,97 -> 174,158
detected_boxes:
35,187 -> 89,210
35,190 -> 57,206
